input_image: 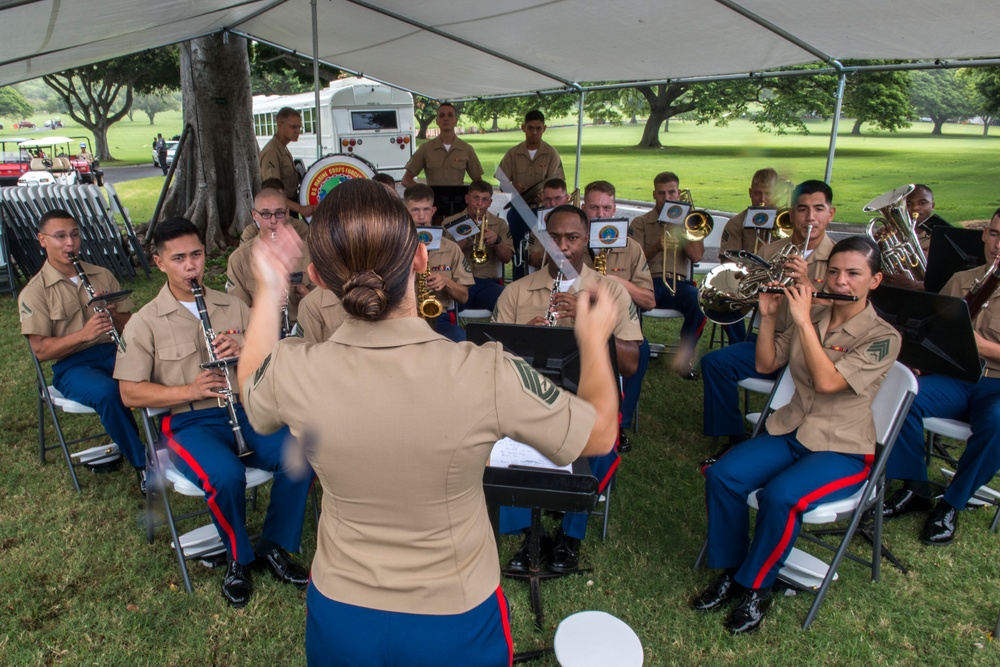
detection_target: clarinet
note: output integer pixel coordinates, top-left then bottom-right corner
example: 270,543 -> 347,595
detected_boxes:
189,279 -> 253,458
545,267 -> 564,327
68,253 -> 129,353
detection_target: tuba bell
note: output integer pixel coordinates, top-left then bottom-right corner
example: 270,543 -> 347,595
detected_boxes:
863,185 -> 926,281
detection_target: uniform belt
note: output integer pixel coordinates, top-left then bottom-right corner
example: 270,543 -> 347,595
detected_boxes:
170,398 -> 237,415
983,368 -> 1000,379
658,272 -> 689,283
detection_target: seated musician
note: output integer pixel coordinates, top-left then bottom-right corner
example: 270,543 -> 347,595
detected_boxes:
701,180 -> 837,457
18,209 -> 147,493
371,172 -> 398,195
493,204 -> 641,573
227,187 -> 314,335
526,178 -> 572,269
694,236 -> 900,635
627,172 -> 706,378
115,218 -> 313,608
882,208 -> 1000,545
240,178 -> 310,245
236,180 -> 620,664
442,180 -> 514,312
404,184 -> 475,341
882,183 -> 952,291
295,287 -> 347,344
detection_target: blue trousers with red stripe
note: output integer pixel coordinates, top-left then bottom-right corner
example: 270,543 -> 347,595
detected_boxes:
52,343 -> 146,470
886,375 -> 1000,510
653,278 -> 706,345
701,341 -> 779,438
434,312 -> 466,342
306,582 -> 513,667
467,278 -> 504,312
499,450 -> 619,540
161,405 -> 313,565
705,431 -> 872,590
620,338 -> 649,430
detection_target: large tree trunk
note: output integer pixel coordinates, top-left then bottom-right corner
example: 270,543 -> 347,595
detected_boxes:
161,35 -> 258,253
931,117 -> 946,135
491,112 -> 499,132
416,115 -> 433,139
851,118 -> 863,135
635,84 -> 693,148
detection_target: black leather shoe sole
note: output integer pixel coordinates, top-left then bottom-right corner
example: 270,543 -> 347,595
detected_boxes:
883,490 -> 934,520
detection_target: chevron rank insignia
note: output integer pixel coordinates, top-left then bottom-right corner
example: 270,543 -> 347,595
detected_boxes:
511,358 -> 560,406
866,339 -> 890,363
252,353 -> 272,387
629,301 -> 638,322
19,302 -> 32,320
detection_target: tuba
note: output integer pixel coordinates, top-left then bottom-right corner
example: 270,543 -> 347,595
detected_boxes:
864,185 -> 927,281
661,189 -> 713,294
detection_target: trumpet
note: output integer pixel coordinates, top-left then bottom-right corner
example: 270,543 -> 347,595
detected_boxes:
471,211 -> 489,265
68,252 -> 130,353
190,279 -> 252,458
417,266 -> 444,322
864,185 -> 927,281
660,189 -> 713,294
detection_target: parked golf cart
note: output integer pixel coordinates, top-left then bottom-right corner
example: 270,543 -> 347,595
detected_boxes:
67,137 -> 104,185
0,138 -> 32,186
16,136 -> 104,187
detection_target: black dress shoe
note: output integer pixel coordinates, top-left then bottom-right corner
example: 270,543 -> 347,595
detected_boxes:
699,445 -> 732,471
680,369 -> 700,381
618,429 -> 632,454
222,560 -> 253,608
137,469 -> 148,497
549,531 -> 581,573
690,573 -> 744,612
921,502 -> 959,545
506,532 -> 553,574
725,588 -> 772,635
883,488 -> 934,519
255,546 -> 309,589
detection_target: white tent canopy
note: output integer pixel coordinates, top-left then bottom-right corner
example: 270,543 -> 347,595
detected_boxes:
2,1 -> 1000,99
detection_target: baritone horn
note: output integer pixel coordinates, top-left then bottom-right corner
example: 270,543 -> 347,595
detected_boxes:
863,184 -> 926,281
661,189 -> 713,294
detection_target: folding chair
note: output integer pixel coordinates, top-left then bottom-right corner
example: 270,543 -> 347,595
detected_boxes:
924,417 -> 1000,532
30,342 -> 122,492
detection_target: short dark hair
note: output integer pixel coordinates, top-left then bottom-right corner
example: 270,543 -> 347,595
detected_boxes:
524,109 -> 544,124
547,205 -> 588,230
830,236 -> 882,275
792,179 -> 833,205
38,208 -> 77,232
437,102 -> 457,115
372,173 -> 396,186
260,178 -> 285,192
992,207 -> 1000,220
468,179 -> 493,196
911,184 -> 934,199
653,172 -> 679,187
543,178 -> 567,192
585,180 -> 615,198
153,218 -> 203,254
403,184 -> 435,203
276,107 -> 300,122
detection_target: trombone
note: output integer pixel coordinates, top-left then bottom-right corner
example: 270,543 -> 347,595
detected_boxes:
661,189 -> 713,294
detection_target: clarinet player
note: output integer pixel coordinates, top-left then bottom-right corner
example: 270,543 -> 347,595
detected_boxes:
116,218 -> 313,608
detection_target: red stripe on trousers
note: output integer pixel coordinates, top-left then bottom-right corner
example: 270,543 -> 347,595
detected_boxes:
162,414 -> 242,562
495,586 -> 514,667
752,454 -> 873,590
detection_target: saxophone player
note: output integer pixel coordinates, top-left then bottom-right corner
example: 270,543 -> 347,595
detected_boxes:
116,218 -> 313,608
18,209 -> 147,493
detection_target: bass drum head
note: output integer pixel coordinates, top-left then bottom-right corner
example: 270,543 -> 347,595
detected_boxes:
299,153 -> 376,209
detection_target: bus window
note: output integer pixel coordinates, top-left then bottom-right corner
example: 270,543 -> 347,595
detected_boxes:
350,110 -> 399,131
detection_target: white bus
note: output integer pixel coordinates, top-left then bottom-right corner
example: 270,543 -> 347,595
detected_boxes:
252,78 -> 415,180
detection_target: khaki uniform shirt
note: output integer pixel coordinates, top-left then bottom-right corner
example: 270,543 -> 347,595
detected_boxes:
226,237 -> 314,324
295,288 -> 347,344
760,234 -> 836,334
766,302 -> 900,455
424,237 -> 475,310
241,317 -> 596,614
492,265 -> 643,341
240,217 -> 310,245
628,209 -> 697,280
114,284 -> 249,408
259,135 -> 298,200
719,209 -> 774,257
497,141 -> 564,205
444,210 -> 514,280
943,266 -> 1000,373
599,238 -> 654,293
19,261 -> 134,361
405,136 -> 484,185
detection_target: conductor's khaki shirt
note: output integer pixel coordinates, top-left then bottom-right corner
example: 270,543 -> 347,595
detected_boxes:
405,136 -> 484,185
242,316 -> 596,615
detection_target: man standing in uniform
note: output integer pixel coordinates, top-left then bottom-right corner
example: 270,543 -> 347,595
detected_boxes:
404,184 -> 475,341
442,180 -> 513,313
116,218 -> 313,608
259,107 -> 314,220
701,180 -> 837,458
499,110 -> 565,280
155,133 -> 168,176
401,103 -> 484,188
627,172 -> 707,379
494,205 -> 641,572
882,209 -> 1000,545
19,209 -> 146,493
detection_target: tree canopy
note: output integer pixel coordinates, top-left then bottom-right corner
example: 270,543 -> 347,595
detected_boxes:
0,87 -> 32,120
910,69 -> 977,135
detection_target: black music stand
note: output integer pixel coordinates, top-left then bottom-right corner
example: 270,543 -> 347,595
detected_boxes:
431,185 -> 469,221
924,226 -> 984,294
870,285 -> 984,382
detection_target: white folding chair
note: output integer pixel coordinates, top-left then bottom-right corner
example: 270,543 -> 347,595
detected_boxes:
924,417 -> 1000,531
554,611 -> 643,667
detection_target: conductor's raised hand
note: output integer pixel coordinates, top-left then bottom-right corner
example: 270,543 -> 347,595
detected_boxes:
253,222 -> 303,295
574,283 -> 616,352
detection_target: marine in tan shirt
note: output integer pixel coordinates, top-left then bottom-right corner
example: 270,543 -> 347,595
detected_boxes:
259,107 -> 313,218
401,103 -> 484,188
295,288 -> 347,344
718,167 -> 782,257
498,110 -> 564,206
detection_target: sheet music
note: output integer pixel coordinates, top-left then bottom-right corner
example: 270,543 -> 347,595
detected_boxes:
489,437 -> 572,472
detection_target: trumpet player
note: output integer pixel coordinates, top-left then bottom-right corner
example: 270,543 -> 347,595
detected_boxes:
227,188 -> 314,333
116,219 -> 313,608
628,172 -> 706,379
443,180 -> 513,313
404,185 -> 474,341
18,209 -> 147,493
702,180 -> 836,456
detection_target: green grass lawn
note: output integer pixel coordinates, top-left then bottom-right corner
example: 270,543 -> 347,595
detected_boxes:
2,267 -> 1000,665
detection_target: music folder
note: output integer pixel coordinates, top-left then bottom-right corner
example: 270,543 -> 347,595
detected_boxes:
923,226 -> 985,294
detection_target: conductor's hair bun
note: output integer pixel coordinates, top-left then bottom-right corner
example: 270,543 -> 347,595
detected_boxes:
341,270 -> 389,320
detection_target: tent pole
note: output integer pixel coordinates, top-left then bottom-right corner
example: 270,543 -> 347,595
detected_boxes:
574,87 -> 585,193
824,65 -> 846,185
311,0 -> 323,160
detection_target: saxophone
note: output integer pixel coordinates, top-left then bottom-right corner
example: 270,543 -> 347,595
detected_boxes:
417,266 -> 444,322
593,249 -> 609,275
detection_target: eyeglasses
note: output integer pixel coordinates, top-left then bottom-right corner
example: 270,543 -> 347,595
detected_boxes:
254,209 -> 288,220
40,231 -> 80,241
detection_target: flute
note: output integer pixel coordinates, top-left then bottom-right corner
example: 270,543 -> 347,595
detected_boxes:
758,286 -> 859,301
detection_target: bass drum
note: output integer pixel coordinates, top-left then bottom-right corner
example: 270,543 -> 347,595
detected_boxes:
299,153 -> 377,211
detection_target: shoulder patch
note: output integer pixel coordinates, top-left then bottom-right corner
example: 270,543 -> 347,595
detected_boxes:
511,358 -> 560,406
462,256 -> 473,272
252,353 -> 272,387
865,339 -> 890,363
19,302 -> 32,320
628,301 -> 638,322
640,260 -> 649,274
